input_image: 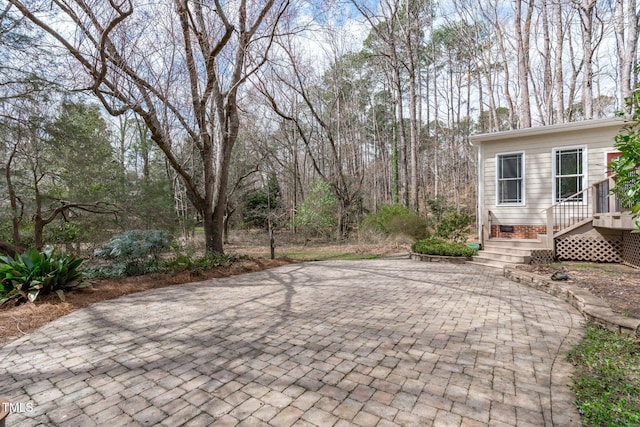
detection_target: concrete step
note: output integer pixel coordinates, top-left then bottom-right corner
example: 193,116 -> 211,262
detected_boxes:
474,250 -> 531,264
480,245 -> 533,257
483,238 -> 546,250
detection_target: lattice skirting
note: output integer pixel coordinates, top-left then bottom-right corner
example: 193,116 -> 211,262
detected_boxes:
622,232 -> 640,268
530,250 -> 555,265
556,235 -> 623,263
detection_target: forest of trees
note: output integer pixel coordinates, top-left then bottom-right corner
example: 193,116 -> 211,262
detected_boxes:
1,0 -> 638,255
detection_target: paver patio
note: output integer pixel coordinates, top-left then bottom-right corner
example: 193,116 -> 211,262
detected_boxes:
0,259 -> 584,426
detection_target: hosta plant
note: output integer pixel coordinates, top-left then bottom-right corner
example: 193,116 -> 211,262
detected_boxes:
0,247 -> 89,305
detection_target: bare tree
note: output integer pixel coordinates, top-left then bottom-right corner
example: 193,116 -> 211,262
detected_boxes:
575,0 -> 602,119
553,0 -> 566,123
257,29 -> 368,239
613,0 -> 640,109
515,0 -> 534,127
8,0 -> 290,253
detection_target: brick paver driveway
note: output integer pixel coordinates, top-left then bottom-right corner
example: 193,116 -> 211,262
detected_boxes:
0,259 -> 585,426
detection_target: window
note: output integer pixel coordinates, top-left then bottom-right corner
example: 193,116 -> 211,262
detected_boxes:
497,152 -> 524,205
554,147 -> 586,203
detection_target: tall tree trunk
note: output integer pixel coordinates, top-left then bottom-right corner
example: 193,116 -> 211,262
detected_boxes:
579,0 -> 597,120
614,0 -> 640,110
515,0 -> 534,128
541,0 -> 553,125
554,0 -> 566,123
9,0 -> 286,255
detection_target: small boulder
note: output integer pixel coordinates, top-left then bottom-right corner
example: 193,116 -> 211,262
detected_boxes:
551,271 -> 569,281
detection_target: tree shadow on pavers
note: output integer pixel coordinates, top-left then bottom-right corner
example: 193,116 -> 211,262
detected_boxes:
0,261 -> 425,421
0,260 -> 440,423
0,264 -> 310,422
0,260 -> 583,426
324,261 -> 584,424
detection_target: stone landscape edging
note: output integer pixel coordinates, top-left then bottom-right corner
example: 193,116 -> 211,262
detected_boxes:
410,252 -> 472,264
504,268 -> 640,337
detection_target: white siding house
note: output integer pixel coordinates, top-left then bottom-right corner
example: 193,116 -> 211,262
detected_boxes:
471,118 -> 639,268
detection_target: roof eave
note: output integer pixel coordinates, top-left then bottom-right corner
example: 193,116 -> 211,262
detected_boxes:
469,117 -> 629,145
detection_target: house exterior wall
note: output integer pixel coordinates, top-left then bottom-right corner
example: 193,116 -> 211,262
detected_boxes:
473,118 -> 627,240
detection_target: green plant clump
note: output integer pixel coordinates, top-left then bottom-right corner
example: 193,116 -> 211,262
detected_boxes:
163,253 -> 236,274
611,71 -> 640,230
93,230 -> 173,277
294,179 -> 338,238
411,238 -> 477,257
0,247 -> 88,304
567,324 -> 640,426
426,197 -> 473,242
363,204 -> 429,240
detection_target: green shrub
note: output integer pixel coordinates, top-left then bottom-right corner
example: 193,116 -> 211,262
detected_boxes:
163,253 -> 236,273
363,204 -> 429,239
242,174 -> 280,229
386,214 -> 429,239
426,198 -> 473,242
0,247 -> 88,304
433,208 -> 472,242
411,238 -> 477,257
294,179 -> 338,238
93,230 -> 173,276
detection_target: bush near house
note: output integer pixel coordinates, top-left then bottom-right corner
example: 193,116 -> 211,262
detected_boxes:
411,238 -> 477,257
426,197 -> 473,243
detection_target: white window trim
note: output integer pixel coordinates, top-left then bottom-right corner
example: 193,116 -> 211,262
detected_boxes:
552,145 -> 588,204
495,151 -> 525,206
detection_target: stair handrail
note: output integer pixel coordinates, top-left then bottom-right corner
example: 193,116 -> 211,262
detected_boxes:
544,185 -> 592,241
593,176 -> 617,214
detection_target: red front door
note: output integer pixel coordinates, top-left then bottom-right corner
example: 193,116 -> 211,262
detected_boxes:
607,151 -> 622,176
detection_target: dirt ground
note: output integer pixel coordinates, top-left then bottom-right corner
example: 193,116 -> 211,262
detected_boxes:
1,231 -> 639,347
517,262 -> 640,319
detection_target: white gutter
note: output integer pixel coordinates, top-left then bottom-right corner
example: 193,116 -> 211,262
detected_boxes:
469,117 -> 627,143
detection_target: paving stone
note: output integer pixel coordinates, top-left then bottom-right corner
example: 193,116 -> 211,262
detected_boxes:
253,403 -> 279,422
0,260 -> 585,427
132,405 -> 167,425
269,406 -> 304,426
46,403 -> 83,424
229,397 -> 264,420
202,397 -> 234,418
434,409 -> 462,426
92,403 -> 124,424
301,407 -> 338,426
314,396 -> 340,412
118,395 -> 151,416
363,400 -> 399,421
158,403 -> 199,426
352,410 -> 380,426
65,413 -> 98,427
292,391 -> 322,411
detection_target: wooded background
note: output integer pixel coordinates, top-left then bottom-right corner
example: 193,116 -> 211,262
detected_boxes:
1,0 -> 638,254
